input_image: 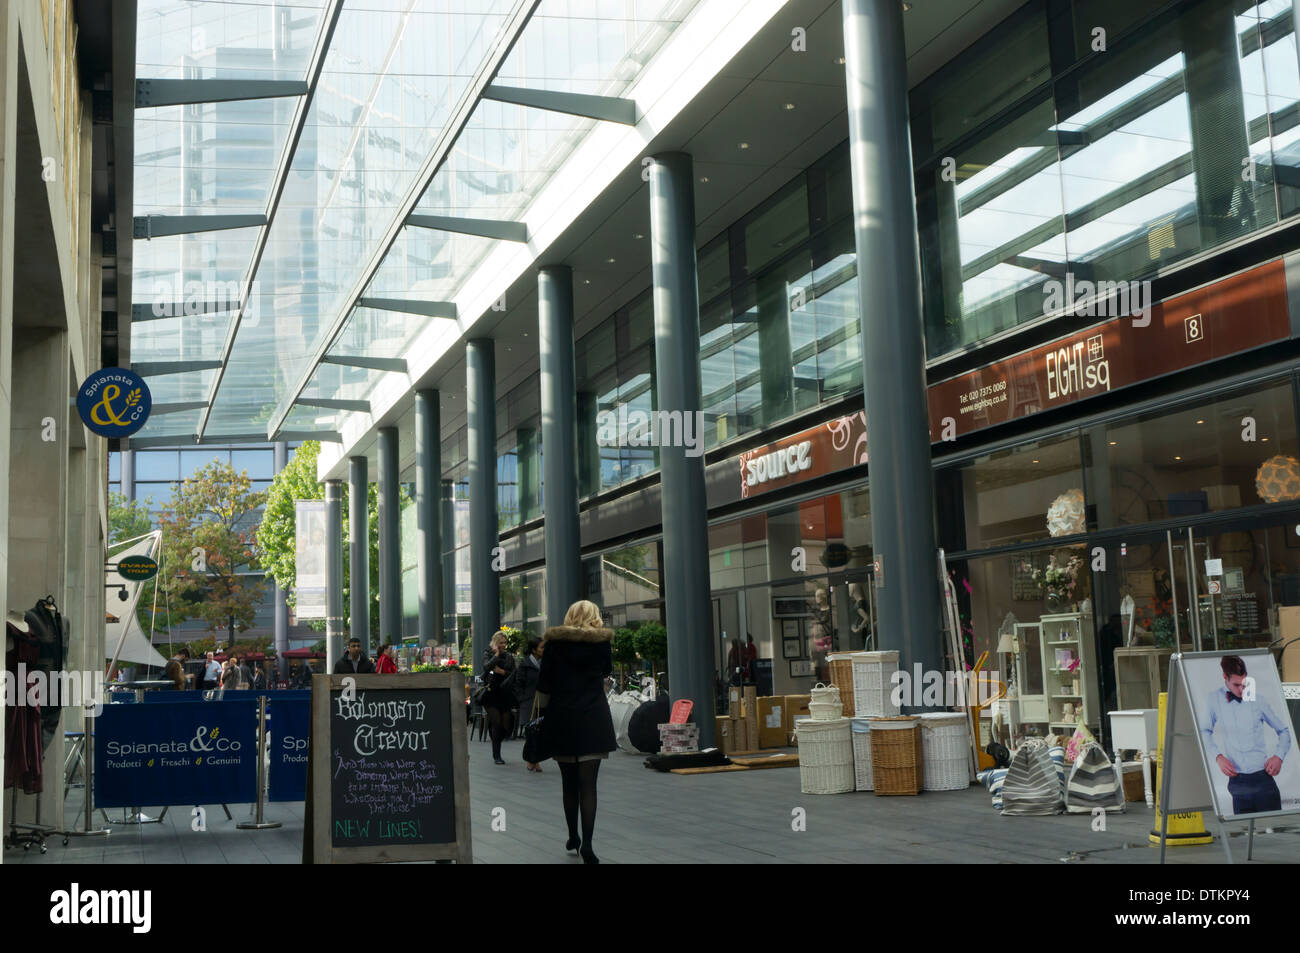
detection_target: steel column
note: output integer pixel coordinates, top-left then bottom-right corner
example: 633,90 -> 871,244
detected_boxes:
416,390 -> 443,645
647,152 -> 715,747
325,480 -> 345,670
538,265 -> 582,624
842,0 -> 943,681
467,339 -> 500,655
273,442 -> 289,676
348,455 -> 370,651
378,427 -> 402,644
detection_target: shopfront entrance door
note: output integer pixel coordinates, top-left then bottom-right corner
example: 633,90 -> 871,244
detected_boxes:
1103,514 -> 1300,717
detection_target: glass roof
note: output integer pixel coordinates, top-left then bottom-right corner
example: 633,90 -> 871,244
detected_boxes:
129,0 -> 699,446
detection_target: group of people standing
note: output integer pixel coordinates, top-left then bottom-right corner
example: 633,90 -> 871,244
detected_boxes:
478,600 -> 617,865
161,648 -> 268,691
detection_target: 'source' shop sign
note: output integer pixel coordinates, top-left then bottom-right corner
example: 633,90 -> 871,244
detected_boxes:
739,412 -> 867,499
927,260 -> 1290,441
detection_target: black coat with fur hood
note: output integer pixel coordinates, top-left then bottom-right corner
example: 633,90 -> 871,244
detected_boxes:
538,625 -> 616,757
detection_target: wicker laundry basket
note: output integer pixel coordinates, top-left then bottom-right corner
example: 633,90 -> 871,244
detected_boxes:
919,712 -> 970,791
795,718 -> 854,794
852,651 -> 901,718
850,717 -> 874,791
826,654 -> 857,717
809,682 -> 843,721
869,716 -> 923,796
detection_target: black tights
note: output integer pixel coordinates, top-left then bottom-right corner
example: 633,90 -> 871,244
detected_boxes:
486,706 -> 514,759
558,760 -> 600,847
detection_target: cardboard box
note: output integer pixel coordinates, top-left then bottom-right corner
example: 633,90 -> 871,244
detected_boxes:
1282,606 -> 1300,682
757,696 -> 787,748
728,686 -> 742,717
715,716 -> 741,755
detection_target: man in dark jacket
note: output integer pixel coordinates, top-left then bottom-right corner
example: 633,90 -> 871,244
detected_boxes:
333,638 -> 375,674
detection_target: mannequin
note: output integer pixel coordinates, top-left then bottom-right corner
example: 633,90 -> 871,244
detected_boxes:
848,583 -> 869,634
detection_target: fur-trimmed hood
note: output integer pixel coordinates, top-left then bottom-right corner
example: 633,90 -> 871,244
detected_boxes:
542,625 -> 613,644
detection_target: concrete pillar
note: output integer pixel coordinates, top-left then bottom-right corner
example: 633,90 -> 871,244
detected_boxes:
273,441 -> 289,674
467,339 -> 500,654
377,426 -> 401,645
416,390 -> 442,645
647,152 -> 715,746
348,455 -> 370,651
842,0 -> 943,683
538,265 -> 582,625
440,478 -> 456,649
325,479 -> 344,669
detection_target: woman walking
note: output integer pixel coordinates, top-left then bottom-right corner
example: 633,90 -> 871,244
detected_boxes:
539,600 -> 616,864
480,630 -> 518,765
515,636 -> 544,772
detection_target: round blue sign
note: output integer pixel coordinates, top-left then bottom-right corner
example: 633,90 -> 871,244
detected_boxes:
77,367 -> 152,438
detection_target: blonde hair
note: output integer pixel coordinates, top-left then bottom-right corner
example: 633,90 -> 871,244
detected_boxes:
490,630 -> 508,650
563,600 -> 604,629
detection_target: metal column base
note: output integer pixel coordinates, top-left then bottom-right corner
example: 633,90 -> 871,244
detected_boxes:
235,820 -> 282,830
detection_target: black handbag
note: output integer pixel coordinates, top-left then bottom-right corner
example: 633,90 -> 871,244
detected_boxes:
522,694 -> 549,763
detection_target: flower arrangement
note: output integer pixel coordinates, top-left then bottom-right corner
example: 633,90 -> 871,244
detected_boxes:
413,659 -> 473,675
1031,554 -> 1084,607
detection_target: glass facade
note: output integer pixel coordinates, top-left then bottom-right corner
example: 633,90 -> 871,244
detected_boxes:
914,0 -> 1295,357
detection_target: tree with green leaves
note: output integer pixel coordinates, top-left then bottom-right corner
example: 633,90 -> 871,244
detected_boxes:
156,461 -> 266,646
633,621 -> 668,674
257,440 -> 383,637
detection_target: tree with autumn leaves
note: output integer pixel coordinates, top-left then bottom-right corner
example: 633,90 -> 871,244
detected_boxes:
155,461 -> 267,646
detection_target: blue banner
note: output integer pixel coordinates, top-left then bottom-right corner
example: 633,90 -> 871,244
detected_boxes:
267,696 -> 311,802
141,689 -> 312,704
94,699 -> 258,808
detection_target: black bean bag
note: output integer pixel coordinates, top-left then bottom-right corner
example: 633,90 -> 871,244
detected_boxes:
627,696 -> 672,753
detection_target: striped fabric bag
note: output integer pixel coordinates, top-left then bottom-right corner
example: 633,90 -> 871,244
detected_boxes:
1064,742 -> 1125,814
999,740 -> 1063,816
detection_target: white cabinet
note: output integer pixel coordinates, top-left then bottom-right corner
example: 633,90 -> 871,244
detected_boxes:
1038,612 -> 1100,735
1011,622 -> 1047,724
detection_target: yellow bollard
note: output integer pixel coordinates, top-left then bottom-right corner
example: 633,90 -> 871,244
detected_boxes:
1149,691 -> 1214,846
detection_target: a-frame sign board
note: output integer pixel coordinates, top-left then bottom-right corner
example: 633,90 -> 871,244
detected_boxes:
302,672 -> 471,863
1157,649 -> 1300,863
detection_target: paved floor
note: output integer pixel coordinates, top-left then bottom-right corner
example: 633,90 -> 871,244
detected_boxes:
8,732 -> 1297,864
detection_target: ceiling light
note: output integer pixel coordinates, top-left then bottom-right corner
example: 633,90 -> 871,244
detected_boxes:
699,176 -> 709,183
1263,436 -> 1271,442
1174,455 -> 1182,461
584,279 -> 591,284
1196,419 -> 1205,425
784,103 -> 796,111
1108,441 -> 1117,446
633,233 -> 644,239
834,56 -> 845,64
607,257 -> 616,263
902,1 -> 912,9
1032,459 -> 1039,464
738,142 -> 750,150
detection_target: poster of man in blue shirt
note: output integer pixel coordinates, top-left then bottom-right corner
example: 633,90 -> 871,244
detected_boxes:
1198,655 -> 1293,816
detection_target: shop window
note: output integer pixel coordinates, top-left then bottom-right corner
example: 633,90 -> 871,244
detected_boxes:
180,449 -> 227,475
917,90 -> 1066,357
1084,378 -> 1299,528
1054,0 -> 1277,289
910,2 -> 1053,165
232,449 -> 273,479
937,432 -> 1086,551
1256,0 -> 1300,218
737,179 -> 810,278
709,519 -> 746,592
698,235 -> 730,306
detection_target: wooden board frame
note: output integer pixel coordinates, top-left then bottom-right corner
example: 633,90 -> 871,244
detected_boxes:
307,672 -> 471,864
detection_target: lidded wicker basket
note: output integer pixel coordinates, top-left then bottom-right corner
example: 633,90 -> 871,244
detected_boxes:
826,654 -> 857,717
869,716 -> 923,796
809,682 -> 843,721
850,717 -> 874,791
852,650 -> 901,718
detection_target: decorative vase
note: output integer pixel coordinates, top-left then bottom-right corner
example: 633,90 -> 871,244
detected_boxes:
1045,591 -> 1068,613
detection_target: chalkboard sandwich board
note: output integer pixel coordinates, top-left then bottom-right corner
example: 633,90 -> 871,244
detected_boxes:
304,672 -> 471,864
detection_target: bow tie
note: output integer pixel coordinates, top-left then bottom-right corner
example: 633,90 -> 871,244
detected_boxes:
1226,691 -> 1242,703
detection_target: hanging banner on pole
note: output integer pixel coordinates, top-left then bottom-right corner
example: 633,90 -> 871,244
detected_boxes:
295,500 -> 327,620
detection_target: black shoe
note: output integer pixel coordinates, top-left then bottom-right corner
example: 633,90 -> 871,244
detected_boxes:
493,757 -> 506,765
565,836 -> 580,852
580,845 -> 599,864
